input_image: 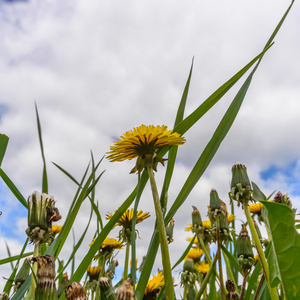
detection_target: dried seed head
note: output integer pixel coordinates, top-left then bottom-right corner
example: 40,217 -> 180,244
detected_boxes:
65,282 -> 87,300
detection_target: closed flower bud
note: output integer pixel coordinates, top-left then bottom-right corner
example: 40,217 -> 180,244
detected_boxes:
117,279 -> 135,300
65,282 -> 87,300
210,189 -> 221,210
183,258 -> 194,273
14,258 -> 31,292
237,225 -> 254,259
166,218 -> 175,243
191,206 -> 202,231
226,280 -> 239,299
99,277 -> 116,300
230,163 -> 251,190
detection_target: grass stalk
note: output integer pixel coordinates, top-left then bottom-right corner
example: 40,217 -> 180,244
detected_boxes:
216,217 -> 225,300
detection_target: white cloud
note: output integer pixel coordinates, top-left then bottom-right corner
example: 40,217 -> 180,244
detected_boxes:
0,0 -> 299,295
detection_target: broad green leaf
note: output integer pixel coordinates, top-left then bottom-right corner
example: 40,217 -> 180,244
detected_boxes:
262,201 -> 300,299
35,103 -> 48,194
0,133 -> 9,167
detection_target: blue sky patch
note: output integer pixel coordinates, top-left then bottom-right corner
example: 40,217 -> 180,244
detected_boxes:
260,160 -> 300,195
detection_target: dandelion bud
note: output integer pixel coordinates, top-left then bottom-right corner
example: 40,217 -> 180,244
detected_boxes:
230,163 -> 252,206
191,206 -> 202,231
65,282 -> 87,300
99,277 -> 115,300
57,273 -> 69,298
226,280 -> 239,299
210,189 -> 221,210
25,191 -> 61,245
166,218 -> 175,243
230,163 -> 251,190
33,255 -> 58,300
14,258 -> 31,292
0,293 -> 9,300
116,279 -> 135,300
183,258 -> 194,273
237,225 -> 255,274
273,191 -> 292,208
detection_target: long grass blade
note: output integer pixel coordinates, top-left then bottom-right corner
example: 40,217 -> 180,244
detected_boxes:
0,169 -> 28,209
0,133 -> 9,167
35,102 -> 48,194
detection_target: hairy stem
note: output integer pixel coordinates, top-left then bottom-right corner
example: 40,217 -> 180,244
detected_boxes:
148,167 -> 174,300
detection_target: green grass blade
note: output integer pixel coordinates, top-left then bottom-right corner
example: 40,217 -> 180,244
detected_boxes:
47,160 -> 102,258
5,241 -> 14,270
0,133 -> 9,167
0,169 -> 28,209
35,102 -> 48,194
165,72 -> 255,223
173,46 -> 271,136
11,275 -> 31,300
172,233 -> 196,270
3,238 -> 29,295
59,173 -> 149,300
0,252 -> 33,265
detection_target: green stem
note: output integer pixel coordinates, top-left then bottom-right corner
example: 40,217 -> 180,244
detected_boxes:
240,274 -> 248,300
123,241 -> 130,281
195,253 -> 218,300
31,243 -> 41,300
147,167 -> 174,300
197,233 -> 211,265
243,201 -> 279,300
216,217 -> 225,300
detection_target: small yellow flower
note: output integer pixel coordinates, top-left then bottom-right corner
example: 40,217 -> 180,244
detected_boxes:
185,247 -> 203,262
106,124 -> 185,173
87,266 -> 101,281
52,225 -> 62,234
89,237 -> 124,254
144,271 -> 164,296
248,202 -> 263,214
254,255 -> 259,263
106,209 -> 150,228
202,220 -> 211,229
185,220 -> 211,232
186,236 -> 199,245
227,214 -> 236,223
194,261 -> 210,274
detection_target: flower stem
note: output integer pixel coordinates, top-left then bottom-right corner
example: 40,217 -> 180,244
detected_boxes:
147,167 -> 174,300
123,241 -> 130,281
216,217 -> 225,300
31,243 -> 41,300
240,274 -> 248,300
242,201 -> 279,300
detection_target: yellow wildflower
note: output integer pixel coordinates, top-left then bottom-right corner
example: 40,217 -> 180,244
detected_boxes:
184,247 -> 203,262
144,271 -> 164,296
106,209 -> 150,228
227,214 -> 236,223
248,202 -> 263,214
194,261 -> 210,274
52,225 -> 62,234
106,124 -> 185,173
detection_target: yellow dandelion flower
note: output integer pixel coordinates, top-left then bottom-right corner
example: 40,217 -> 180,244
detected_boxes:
254,255 -> 259,263
185,224 -> 193,232
89,237 -> 124,254
106,124 -> 185,173
248,202 -> 263,214
144,271 -> 165,296
87,266 -> 101,281
186,236 -> 199,245
106,209 -> 150,228
52,225 -> 62,234
202,220 -> 211,229
194,261 -> 210,274
227,214 -> 236,223
185,247 -> 203,262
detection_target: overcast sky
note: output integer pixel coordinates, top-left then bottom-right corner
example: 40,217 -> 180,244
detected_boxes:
0,0 -> 299,293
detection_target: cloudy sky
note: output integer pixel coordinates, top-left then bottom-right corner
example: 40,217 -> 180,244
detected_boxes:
0,0 -> 299,294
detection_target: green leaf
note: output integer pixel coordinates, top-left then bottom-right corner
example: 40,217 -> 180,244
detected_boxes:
261,201 -> 300,299
252,181 -> 267,201
35,102 -> 48,194
0,169 -> 28,209
0,133 -> 9,167
0,252 -> 33,265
